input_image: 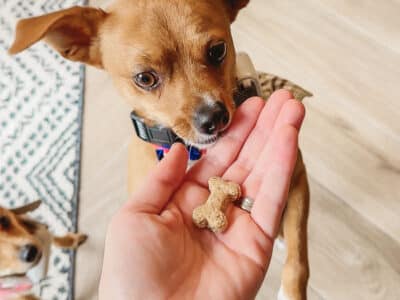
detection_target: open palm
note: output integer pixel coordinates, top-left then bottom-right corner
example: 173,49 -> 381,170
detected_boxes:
99,90 -> 305,300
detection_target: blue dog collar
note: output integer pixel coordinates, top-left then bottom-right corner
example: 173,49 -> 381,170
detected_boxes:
154,144 -> 204,161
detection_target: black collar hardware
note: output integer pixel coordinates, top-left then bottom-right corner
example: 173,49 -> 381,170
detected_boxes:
130,112 -> 179,146
130,77 -> 261,147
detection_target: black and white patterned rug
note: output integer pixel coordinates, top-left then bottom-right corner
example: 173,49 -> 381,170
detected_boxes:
0,1 -> 86,299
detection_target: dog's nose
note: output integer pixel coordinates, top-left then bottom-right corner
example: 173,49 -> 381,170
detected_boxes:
20,244 -> 39,263
194,102 -> 229,135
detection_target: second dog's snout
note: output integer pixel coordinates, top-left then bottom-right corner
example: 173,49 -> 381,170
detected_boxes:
194,102 -> 229,135
20,244 -> 39,263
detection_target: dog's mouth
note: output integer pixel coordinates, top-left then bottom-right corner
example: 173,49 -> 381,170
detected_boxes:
0,250 -> 44,294
184,120 -> 231,148
0,274 -> 33,294
187,129 -> 227,149
191,134 -> 219,147
0,241 -> 47,294
0,254 -> 40,282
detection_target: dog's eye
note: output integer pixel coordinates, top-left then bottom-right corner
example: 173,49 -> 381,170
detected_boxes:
0,215 -> 11,230
134,71 -> 160,91
207,41 -> 227,65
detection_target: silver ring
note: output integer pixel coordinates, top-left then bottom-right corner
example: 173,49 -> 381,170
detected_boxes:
236,196 -> 254,213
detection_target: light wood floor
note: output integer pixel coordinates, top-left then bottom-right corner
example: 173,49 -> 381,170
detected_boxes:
76,0 -> 400,299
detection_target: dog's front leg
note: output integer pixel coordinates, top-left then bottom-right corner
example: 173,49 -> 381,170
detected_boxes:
279,151 -> 310,300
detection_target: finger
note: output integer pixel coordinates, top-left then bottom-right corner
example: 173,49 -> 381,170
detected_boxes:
124,143 -> 188,214
217,206 -> 274,269
186,97 -> 265,186
251,125 -> 300,238
241,100 -> 305,197
220,100 -> 304,260
222,90 -> 293,183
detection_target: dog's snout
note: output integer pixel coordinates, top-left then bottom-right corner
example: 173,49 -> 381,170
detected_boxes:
20,244 -> 39,263
194,102 -> 229,135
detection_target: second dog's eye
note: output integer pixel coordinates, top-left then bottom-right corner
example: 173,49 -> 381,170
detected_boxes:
0,216 -> 11,230
134,71 -> 160,91
207,41 -> 227,65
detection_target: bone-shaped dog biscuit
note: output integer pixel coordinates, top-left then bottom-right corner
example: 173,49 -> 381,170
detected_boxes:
192,176 -> 241,233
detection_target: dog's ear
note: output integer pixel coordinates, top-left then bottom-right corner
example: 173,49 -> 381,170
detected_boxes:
8,6 -> 107,67
11,200 -> 42,215
225,0 -> 250,22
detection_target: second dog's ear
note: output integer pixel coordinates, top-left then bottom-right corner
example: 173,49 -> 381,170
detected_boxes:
225,0 -> 250,22
8,6 -> 107,68
11,200 -> 42,215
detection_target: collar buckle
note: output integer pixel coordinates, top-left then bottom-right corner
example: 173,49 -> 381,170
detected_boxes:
130,112 -> 178,146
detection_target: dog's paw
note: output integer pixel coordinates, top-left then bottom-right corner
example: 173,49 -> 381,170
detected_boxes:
278,286 -> 289,300
275,237 -> 286,251
277,285 -> 305,300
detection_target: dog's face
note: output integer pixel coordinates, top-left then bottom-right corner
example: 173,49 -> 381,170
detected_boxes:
0,203 -> 43,277
9,0 -> 250,145
102,0 -> 239,145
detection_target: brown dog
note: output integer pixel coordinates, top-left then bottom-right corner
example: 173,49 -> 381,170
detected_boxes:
9,1 -> 310,299
0,201 -> 87,300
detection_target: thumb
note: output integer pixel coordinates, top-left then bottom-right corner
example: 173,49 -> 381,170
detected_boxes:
124,143 -> 188,214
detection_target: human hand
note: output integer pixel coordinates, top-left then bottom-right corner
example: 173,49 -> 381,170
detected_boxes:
99,90 -> 305,300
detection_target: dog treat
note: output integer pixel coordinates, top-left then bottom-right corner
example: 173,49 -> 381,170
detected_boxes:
192,176 -> 241,233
